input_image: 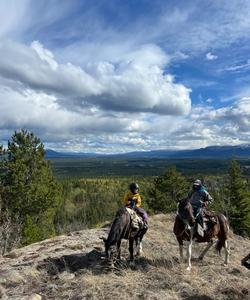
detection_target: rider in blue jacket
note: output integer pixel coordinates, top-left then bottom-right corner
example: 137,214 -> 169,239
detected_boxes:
188,179 -> 213,236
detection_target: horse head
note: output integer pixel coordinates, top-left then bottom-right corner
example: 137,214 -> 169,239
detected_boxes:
177,198 -> 195,227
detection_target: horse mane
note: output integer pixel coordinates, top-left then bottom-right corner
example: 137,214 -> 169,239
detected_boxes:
178,198 -> 190,208
114,207 -> 127,218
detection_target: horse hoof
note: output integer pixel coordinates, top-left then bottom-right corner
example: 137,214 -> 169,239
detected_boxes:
186,266 -> 191,271
129,261 -> 135,267
223,263 -> 228,267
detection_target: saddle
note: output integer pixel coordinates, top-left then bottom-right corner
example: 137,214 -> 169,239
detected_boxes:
126,207 -> 144,230
203,209 -> 217,224
195,209 -> 217,238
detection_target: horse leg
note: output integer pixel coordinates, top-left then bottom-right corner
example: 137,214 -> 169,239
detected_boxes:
138,241 -> 142,256
186,239 -> 193,271
129,237 -> 134,263
117,240 -> 121,260
135,235 -> 143,256
186,230 -> 194,271
224,240 -> 230,265
177,239 -> 184,262
198,240 -> 213,261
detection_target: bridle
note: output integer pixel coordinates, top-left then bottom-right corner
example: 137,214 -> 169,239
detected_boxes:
176,201 -> 196,237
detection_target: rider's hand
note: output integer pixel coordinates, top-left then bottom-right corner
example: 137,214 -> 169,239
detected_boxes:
203,201 -> 209,207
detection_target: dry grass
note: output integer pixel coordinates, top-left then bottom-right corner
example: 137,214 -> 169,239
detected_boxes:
0,214 -> 249,299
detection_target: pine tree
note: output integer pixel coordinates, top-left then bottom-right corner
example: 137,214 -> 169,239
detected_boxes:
0,130 -> 62,246
225,160 -> 250,236
149,166 -> 189,213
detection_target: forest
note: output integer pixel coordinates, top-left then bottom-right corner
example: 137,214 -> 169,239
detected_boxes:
0,130 -> 249,254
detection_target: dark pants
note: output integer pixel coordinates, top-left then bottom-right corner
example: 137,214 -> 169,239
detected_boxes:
134,207 -> 148,222
193,206 -> 203,228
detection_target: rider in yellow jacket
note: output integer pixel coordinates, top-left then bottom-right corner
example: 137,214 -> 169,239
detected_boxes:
124,190 -> 142,208
124,182 -> 148,228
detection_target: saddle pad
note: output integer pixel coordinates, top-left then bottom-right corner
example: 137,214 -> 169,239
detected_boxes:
126,207 -> 144,229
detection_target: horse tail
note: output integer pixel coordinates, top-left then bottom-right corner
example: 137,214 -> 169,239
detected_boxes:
215,214 -> 229,254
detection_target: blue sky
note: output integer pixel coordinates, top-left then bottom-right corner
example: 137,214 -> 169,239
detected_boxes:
0,0 -> 250,152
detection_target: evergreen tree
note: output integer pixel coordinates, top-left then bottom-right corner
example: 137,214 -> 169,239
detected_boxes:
0,130 -> 61,246
225,160 -> 250,236
149,166 -> 189,213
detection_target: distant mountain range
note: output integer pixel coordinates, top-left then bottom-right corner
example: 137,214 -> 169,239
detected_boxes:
45,144 -> 250,159
45,149 -> 101,158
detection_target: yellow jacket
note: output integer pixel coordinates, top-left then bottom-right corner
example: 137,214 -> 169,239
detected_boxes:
124,191 -> 141,208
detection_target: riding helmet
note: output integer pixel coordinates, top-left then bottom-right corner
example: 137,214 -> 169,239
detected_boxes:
193,179 -> 202,186
129,182 -> 139,192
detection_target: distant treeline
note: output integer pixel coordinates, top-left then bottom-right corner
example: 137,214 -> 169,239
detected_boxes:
0,130 -> 249,254
49,156 -> 250,179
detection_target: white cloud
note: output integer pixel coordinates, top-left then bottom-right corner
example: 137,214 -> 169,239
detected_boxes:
0,0 -> 30,38
0,85 -> 131,136
2,88 -> 250,152
206,52 -> 218,61
0,40 -> 191,115
1,1 -> 250,152
224,59 -> 250,72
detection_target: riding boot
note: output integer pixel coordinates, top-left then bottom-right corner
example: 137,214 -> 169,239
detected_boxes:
196,214 -> 204,237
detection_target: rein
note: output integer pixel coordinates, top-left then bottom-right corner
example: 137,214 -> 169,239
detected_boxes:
176,201 -> 203,238
193,208 -> 202,220
176,214 -> 192,237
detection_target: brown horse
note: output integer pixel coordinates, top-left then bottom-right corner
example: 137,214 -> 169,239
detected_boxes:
103,207 -> 147,264
173,198 -> 230,271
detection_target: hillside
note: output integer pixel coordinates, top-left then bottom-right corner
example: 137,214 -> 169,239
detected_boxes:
0,214 -> 249,300
46,144 -> 250,159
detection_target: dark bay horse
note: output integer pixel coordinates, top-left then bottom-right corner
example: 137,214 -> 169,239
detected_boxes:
173,198 -> 230,271
103,207 -> 147,264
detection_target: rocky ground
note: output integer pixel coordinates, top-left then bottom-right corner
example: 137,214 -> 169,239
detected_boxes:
0,214 -> 249,300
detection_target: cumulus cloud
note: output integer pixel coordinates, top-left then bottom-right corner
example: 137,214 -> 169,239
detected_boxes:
1,1 -> 250,152
0,40 -> 191,115
170,98 -> 250,147
0,38 -> 192,152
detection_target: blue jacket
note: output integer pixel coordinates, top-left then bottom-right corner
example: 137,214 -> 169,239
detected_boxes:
188,186 -> 213,208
